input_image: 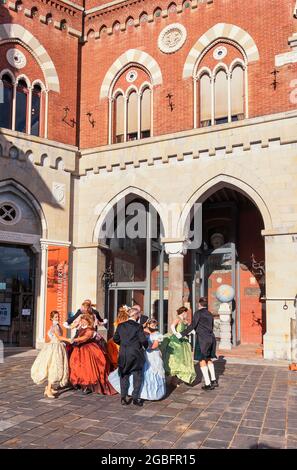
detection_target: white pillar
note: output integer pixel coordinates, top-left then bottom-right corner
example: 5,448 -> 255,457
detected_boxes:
244,65 -> 249,119
36,241 -> 48,348
27,86 -> 32,134
164,240 -> 187,329
137,91 -> 141,140
218,303 -> 232,349
193,77 -> 198,129
263,231 -> 297,360
44,89 -> 49,139
211,76 -> 215,126
11,82 -> 16,131
227,71 -> 232,123
124,95 -> 128,142
108,96 -> 113,145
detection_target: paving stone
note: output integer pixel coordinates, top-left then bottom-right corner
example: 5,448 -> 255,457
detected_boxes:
230,435 -> 259,449
261,428 -> 286,437
144,439 -> 173,449
208,426 -> 236,441
98,431 -> 130,444
202,439 -> 230,449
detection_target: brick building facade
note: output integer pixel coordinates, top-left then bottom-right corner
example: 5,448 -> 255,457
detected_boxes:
1,0 -> 297,360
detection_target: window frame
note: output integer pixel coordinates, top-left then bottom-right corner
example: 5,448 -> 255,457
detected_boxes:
194,41 -> 248,129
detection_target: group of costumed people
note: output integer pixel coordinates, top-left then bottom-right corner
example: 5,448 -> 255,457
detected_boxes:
31,297 -> 218,405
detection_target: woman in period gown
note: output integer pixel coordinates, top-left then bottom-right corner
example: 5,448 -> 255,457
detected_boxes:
159,306 -> 196,385
106,305 -> 129,370
56,314 -> 116,395
108,319 -> 166,401
31,310 -> 69,399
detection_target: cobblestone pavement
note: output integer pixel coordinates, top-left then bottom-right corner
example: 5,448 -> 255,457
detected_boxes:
0,353 -> 297,449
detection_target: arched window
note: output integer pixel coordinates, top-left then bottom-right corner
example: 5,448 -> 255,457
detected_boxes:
141,87 -> 151,138
0,74 -> 13,130
196,43 -> 247,128
110,68 -> 153,144
231,65 -> 244,121
214,69 -> 228,124
31,84 -> 42,136
127,90 -> 138,141
15,79 -> 28,133
199,73 -> 211,127
114,93 -> 124,143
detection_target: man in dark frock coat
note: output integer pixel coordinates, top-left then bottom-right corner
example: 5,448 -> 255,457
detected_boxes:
176,297 -> 218,391
113,307 -> 149,406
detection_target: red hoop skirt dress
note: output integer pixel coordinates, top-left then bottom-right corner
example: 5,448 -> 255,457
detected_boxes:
69,327 -> 116,395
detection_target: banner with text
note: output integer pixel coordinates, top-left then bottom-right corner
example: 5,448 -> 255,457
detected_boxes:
45,245 -> 69,341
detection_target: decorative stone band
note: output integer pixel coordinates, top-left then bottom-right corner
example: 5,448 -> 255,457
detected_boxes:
163,239 -> 188,257
100,49 -> 162,99
40,239 -> 71,248
0,24 -> 60,93
275,50 -> 297,67
183,23 -> 260,79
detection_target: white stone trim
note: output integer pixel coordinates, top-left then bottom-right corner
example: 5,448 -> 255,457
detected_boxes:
275,50 -> 297,67
183,23 -> 259,79
0,24 -> 60,92
100,49 -> 162,99
39,238 -> 71,247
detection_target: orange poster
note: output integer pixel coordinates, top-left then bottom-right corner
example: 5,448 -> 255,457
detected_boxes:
45,246 -> 69,341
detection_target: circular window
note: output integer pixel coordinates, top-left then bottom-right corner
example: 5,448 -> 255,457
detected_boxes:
213,46 -> 228,60
0,202 -> 21,225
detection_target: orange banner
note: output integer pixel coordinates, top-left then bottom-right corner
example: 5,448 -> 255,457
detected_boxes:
45,245 -> 69,341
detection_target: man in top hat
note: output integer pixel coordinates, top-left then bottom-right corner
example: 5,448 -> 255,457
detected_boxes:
113,307 -> 149,406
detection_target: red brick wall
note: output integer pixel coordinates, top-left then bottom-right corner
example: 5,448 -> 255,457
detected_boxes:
0,1 -> 82,145
1,1 -> 297,148
80,0 -> 297,148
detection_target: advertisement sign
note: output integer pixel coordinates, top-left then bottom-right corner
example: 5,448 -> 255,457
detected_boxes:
0,303 -> 11,326
45,246 -> 69,341
22,309 -> 31,316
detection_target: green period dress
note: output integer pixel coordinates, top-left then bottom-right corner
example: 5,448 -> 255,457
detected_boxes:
160,322 -> 196,384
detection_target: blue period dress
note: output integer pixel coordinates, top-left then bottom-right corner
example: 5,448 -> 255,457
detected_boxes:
108,332 -> 166,401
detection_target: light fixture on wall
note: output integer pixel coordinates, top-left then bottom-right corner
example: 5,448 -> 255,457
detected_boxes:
270,68 -> 280,90
86,112 -> 95,128
62,106 -> 76,128
166,93 -> 175,111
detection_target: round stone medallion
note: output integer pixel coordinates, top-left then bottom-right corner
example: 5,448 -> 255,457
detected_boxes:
213,46 -> 228,61
126,69 -> 138,83
158,23 -> 187,54
6,48 -> 27,69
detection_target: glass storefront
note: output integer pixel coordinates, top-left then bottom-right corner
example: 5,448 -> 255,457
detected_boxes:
0,244 -> 36,346
105,197 -> 168,334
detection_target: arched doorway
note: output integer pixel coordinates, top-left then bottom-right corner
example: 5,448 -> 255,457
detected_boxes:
186,186 -> 265,346
0,183 -> 42,347
99,194 -> 169,335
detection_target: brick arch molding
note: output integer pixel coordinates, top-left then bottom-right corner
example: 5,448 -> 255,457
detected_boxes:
100,49 -> 163,99
0,24 -> 60,92
183,23 -> 260,79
